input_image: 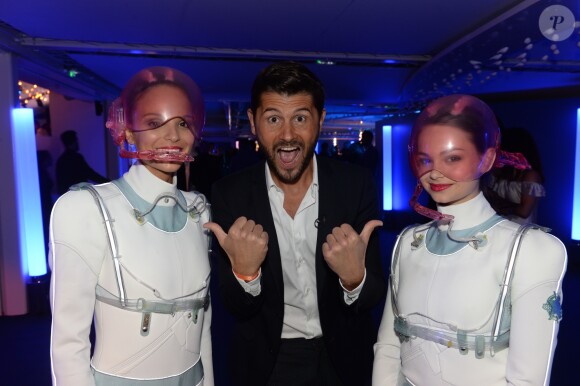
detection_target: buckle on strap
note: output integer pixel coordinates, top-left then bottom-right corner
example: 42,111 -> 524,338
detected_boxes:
394,316 -> 509,358
96,286 -> 209,317
134,297 -> 208,314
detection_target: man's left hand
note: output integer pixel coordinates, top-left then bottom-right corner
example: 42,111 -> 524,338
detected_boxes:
322,220 -> 383,291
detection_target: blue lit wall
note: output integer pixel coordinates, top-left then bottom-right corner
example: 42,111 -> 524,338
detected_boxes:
572,108 -> 580,240
382,125 -> 392,210
11,108 -> 47,277
391,122 -> 417,211
375,116 -> 418,215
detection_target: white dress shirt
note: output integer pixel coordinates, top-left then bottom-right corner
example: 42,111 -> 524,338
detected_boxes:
236,156 -> 365,339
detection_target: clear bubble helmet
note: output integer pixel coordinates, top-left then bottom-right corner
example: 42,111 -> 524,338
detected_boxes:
408,94 -> 529,221
409,94 -> 500,182
106,66 -> 205,162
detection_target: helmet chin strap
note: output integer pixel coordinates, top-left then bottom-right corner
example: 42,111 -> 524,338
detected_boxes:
119,148 -> 194,163
409,182 -> 454,222
410,181 -> 487,249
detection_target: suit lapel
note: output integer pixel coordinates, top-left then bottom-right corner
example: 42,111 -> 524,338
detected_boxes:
315,158 -> 337,300
251,158 -> 338,314
248,164 -> 285,304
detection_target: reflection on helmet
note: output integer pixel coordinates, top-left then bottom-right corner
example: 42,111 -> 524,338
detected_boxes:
408,94 -> 532,221
408,94 -> 500,221
409,94 -> 499,182
106,67 -> 205,162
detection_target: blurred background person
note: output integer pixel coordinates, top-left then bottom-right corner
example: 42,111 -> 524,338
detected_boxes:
318,141 -> 333,158
55,129 -> 109,195
37,149 -> 54,266
228,138 -> 261,174
483,127 -> 545,224
358,130 -> 379,176
177,140 -> 227,202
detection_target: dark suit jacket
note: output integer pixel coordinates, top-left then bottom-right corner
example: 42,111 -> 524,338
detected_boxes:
210,156 -> 386,386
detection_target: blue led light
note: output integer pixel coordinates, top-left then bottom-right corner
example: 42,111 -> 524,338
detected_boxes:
572,108 -> 580,240
11,108 -> 47,277
382,125 -> 392,210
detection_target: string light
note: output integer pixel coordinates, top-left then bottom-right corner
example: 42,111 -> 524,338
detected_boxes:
18,81 -> 50,107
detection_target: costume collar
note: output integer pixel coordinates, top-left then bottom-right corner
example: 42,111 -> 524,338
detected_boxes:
437,192 -> 496,230
123,161 -> 178,206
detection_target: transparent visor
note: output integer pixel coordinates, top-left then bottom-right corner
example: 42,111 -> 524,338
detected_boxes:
107,100 -> 200,163
126,115 -> 197,162
132,115 -> 196,134
406,94 -> 530,221
409,134 -> 495,182
106,66 -> 205,164
407,126 -> 496,221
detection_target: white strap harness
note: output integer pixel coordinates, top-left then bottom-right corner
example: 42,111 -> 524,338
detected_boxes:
390,222 -> 543,358
72,183 -> 210,335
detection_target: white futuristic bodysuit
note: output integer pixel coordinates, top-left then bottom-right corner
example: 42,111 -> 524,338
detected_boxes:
373,193 -> 566,386
50,163 -> 213,386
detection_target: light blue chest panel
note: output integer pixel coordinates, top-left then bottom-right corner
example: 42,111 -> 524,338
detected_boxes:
112,178 -> 187,232
425,214 -> 504,254
390,220 -> 544,359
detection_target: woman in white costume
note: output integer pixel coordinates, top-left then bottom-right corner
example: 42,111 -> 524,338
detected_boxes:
49,67 -> 213,386
372,94 -> 566,386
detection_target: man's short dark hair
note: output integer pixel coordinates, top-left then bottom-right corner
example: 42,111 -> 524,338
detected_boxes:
250,61 -> 325,116
60,130 -> 78,147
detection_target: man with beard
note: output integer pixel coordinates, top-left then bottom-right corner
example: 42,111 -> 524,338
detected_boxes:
205,61 -> 386,386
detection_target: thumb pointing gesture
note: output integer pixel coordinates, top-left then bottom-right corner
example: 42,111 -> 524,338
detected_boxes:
360,220 -> 383,245
204,217 -> 268,277
203,222 -> 227,246
322,219 -> 382,290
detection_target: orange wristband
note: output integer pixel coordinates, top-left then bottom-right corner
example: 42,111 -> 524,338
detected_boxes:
233,269 -> 260,282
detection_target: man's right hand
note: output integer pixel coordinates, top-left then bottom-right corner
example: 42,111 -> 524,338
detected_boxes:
204,216 -> 268,277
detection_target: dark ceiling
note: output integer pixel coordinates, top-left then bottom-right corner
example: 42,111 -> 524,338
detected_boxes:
1,0 -> 579,139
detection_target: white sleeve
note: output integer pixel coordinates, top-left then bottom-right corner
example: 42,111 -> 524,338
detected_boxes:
49,191 -> 105,386
233,269 -> 262,296
200,300 -> 214,385
372,283 -> 401,386
506,230 -> 567,385
199,205 -> 214,385
341,269 -> 366,305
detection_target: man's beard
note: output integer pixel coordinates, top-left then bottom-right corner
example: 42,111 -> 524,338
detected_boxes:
260,136 -> 318,185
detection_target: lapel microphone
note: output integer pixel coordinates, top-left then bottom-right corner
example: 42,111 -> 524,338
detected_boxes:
314,216 -> 326,229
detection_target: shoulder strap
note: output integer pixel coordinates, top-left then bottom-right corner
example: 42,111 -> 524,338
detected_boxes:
70,183 -> 128,307
390,224 -> 419,317
490,222 -> 547,355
